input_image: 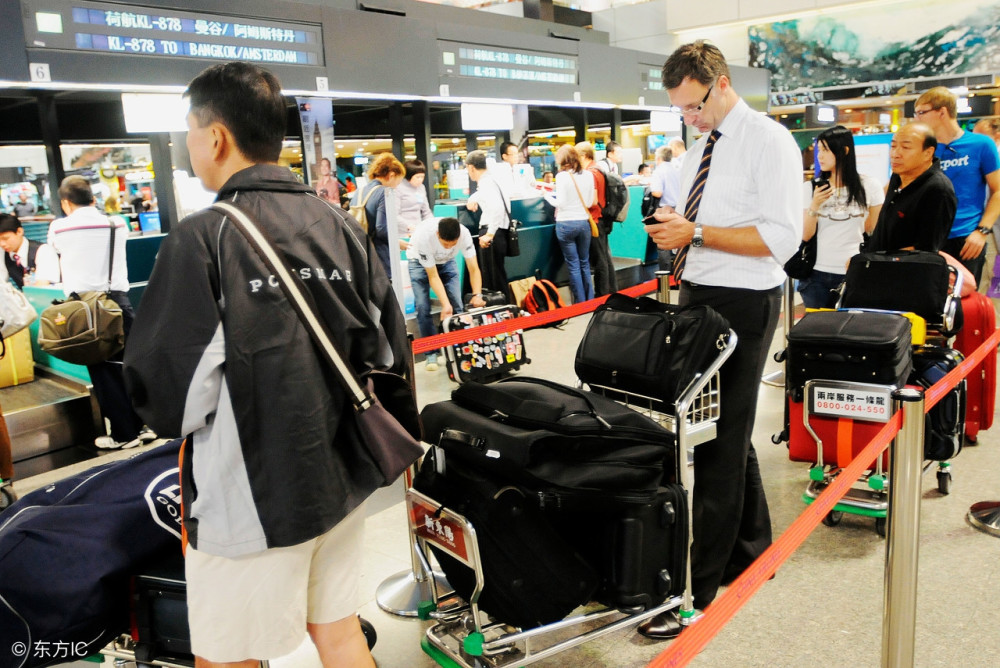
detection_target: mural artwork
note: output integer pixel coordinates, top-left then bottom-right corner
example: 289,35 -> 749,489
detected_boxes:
749,0 -> 1000,92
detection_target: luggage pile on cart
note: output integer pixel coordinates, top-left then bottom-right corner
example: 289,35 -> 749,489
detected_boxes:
410,291 -> 736,667
780,250 -> 993,536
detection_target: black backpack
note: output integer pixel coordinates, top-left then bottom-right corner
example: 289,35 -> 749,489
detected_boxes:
601,162 -> 630,223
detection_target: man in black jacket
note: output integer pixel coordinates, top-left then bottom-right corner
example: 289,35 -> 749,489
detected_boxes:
867,122 -> 956,253
124,62 -> 408,668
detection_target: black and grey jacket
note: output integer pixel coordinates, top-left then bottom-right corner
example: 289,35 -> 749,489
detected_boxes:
124,165 -> 410,557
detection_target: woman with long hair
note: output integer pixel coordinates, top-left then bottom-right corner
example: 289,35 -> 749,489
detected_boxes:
545,144 -> 595,303
799,125 -> 884,308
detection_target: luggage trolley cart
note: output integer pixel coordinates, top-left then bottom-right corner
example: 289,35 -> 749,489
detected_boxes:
406,330 -> 737,668
799,379 -> 897,537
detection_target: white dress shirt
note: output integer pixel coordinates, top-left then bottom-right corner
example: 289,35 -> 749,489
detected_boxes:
467,174 -> 510,236
650,161 -> 682,209
677,99 -> 803,290
47,206 -> 130,295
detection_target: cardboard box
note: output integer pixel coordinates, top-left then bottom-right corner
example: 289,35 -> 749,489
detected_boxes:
0,328 -> 35,388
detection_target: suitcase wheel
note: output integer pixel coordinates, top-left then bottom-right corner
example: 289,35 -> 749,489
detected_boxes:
875,517 -> 887,538
937,469 -> 953,496
821,510 -> 842,527
359,616 -> 377,651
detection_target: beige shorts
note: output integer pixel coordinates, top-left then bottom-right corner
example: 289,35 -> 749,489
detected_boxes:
185,501 -> 366,662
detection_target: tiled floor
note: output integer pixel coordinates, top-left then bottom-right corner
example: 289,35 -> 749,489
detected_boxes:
20,285 -> 1000,668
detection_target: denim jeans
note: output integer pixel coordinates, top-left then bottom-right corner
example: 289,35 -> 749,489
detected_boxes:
797,270 -> 845,309
409,258 -> 463,362
555,219 -> 594,304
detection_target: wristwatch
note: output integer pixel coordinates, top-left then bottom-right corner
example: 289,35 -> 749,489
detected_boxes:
691,224 -> 704,248
976,226 -> 992,235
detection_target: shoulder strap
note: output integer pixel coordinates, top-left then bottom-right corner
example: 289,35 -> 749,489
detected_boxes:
106,218 -> 116,292
210,201 -> 373,411
360,184 -> 382,210
26,240 -> 39,270
493,180 -> 512,223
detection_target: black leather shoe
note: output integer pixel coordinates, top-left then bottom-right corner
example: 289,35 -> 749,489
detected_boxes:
637,611 -> 683,640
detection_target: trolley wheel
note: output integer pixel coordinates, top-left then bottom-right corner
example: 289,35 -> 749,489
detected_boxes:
0,485 -> 16,513
359,616 -> 377,650
822,510 -> 843,527
875,517 -> 887,537
937,470 -> 953,496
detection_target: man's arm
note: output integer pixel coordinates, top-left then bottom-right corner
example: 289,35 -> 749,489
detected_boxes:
959,170 -> 1000,259
918,183 -> 957,252
423,264 -> 454,321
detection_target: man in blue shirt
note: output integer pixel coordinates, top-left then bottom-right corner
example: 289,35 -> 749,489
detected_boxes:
914,87 -> 1000,287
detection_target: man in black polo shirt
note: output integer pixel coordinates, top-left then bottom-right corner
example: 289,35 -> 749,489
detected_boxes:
867,122 -> 956,252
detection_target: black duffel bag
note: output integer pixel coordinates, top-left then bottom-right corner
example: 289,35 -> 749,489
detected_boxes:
840,250 -> 960,334
420,376 -> 675,499
575,292 -> 731,408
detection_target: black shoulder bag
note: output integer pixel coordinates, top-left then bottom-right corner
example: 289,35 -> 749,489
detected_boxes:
495,181 -> 521,257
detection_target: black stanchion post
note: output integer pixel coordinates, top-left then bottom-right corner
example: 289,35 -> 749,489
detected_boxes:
882,387 -> 925,668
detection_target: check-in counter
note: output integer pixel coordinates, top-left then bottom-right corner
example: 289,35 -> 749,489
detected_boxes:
608,185 -> 657,264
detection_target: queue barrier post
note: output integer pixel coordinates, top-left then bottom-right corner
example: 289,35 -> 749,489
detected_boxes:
654,270 -> 674,305
882,387 -> 925,668
762,277 -> 794,388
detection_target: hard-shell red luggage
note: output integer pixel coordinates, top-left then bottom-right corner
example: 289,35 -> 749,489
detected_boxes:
788,398 -> 889,470
952,292 -> 997,443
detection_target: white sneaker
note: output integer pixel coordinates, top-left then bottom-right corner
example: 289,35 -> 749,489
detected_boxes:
94,436 -> 124,450
137,426 -> 158,443
425,359 -> 439,372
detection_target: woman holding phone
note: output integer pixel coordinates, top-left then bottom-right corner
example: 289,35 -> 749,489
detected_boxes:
798,125 -> 885,308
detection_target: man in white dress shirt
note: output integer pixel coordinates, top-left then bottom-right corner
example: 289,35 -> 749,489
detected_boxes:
489,141 -> 537,198
640,41 -> 802,638
466,150 -> 512,297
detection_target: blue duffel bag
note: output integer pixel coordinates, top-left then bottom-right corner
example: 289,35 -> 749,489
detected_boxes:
0,440 -> 183,668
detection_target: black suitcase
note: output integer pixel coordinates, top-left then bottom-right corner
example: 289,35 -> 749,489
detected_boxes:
421,377 -> 676,498
909,346 -> 966,461
412,448 -> 599,629
840,251 -> 958,332
787,310 -> 913,400
440,304 -> 528,383
542,484 -> 688,610
133,551 -> 193,666
575,292 -> 731,408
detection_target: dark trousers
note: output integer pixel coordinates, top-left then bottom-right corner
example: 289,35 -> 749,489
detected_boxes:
88,291 -> 143,443
589,222 -> 618,297
942,236 -> 987,289
478,227 -> 510,301
679,281 -> 782,609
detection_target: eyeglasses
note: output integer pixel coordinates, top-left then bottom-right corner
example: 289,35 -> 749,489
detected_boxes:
673,84 -> 714,116
914,107 -> 937,118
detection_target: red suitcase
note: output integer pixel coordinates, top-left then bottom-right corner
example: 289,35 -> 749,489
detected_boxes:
952,292 -> 997,443
788,398 -> 889,470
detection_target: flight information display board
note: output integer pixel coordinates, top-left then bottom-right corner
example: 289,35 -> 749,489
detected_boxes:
22,0 -> 323,66
440,41 -> 577,85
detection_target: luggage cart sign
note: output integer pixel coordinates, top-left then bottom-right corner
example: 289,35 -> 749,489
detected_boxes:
408,493 -> 472,566
807,380 -> 893,423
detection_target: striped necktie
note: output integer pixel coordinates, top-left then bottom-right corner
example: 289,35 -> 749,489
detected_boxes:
672,130 -> 721,282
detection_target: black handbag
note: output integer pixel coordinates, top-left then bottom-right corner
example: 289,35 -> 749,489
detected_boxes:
463,289 -> 506,307
784,236 -> 817,280
212,202 -> 422,484
575,292 -> 731,408
495,181 -> 521,257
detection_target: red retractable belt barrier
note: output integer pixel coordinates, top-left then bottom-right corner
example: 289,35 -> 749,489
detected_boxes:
649,326 -> 1000,667
410,279 -> 659,356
